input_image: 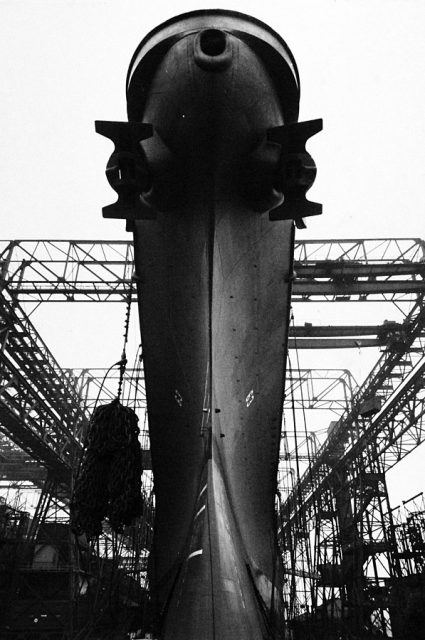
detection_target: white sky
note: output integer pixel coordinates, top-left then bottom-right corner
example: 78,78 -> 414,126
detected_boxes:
1,0 -> 425,506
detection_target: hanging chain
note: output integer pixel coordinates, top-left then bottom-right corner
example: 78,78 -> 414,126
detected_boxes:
117,275 -> 134,401
71,273 -> 144,539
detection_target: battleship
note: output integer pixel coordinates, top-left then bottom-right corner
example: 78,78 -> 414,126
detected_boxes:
96,9 -> 321,638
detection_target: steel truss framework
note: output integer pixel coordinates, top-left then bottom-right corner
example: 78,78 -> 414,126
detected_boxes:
68,366 -> 356,418
1,237 -> 424,350
393,492 -> 425,577
0,273 -> 155,636
282,297 -> 425,512
1,238 -> 425,638
0,237 -> 424,304
280,296 -> 425,637
0,287 -> 86,495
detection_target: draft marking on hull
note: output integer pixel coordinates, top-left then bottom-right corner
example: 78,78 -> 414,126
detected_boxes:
174,389 -> 183,407
245,389 -> 255,407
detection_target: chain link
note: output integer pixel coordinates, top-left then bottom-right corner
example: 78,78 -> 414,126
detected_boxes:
117,277 -> 133,401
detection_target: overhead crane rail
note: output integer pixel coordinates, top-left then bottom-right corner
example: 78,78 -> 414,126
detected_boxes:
0,237 -> 424,303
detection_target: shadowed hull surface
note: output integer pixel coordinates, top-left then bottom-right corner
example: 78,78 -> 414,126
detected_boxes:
134,207 -> 293,638
129,10 -> 299,638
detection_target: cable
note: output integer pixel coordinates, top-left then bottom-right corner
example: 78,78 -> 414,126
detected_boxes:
117,275 -> 134,401
287,309 -> 316,632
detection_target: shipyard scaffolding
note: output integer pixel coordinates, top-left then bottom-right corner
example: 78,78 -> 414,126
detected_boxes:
0,276 -> 154,639
279,280 -> 425,632
0,237 -> 425,639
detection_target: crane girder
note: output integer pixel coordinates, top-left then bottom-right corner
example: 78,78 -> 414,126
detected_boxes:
0,238 -> 424,303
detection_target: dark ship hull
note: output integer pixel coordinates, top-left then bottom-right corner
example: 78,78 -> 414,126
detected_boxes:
134,207 -> 293,639
100,10 -> 320,638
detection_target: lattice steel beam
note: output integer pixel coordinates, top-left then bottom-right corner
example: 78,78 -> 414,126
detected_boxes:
279,356 -> 425,638
278,310 -> 423,632
0,289 -> 87,494
0,240 -> 135,303
282,296 -> 425,523
68,367 -> 357,416
1,238 -> 424,302
295,237 -> 425,262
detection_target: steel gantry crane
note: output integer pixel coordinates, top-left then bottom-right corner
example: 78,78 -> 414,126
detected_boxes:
1,237 -> 424,350
280,296 -> 425,637
0,236 -> 425,639
1,237 -> 424,305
